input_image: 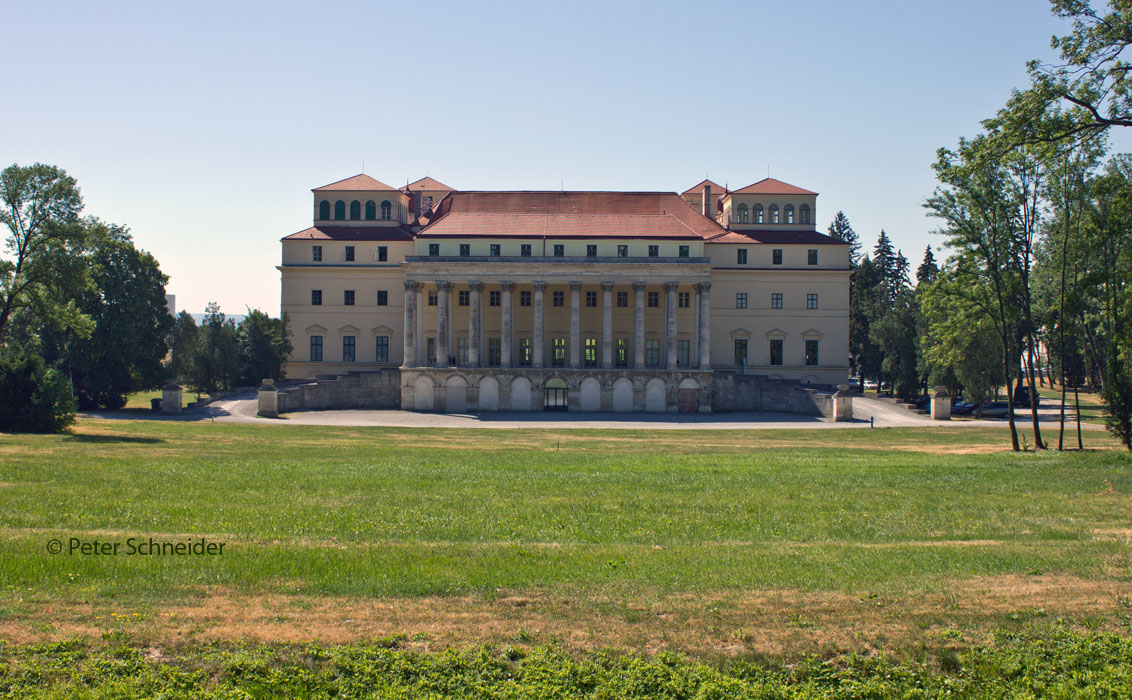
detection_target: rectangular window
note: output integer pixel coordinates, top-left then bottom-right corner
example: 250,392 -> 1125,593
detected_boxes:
645,339 -> 660,368
342,335 -> 355,362
553,290 -> 564,307
427,290 -> 437,306
734,338 -> 748,366
458,290 -> 469,306
520,290 -> 531,307
808,249 -> 818,265
377,246 -> 387,262
344,290 -> 355,306
377,290 -> 388,306
310,335 -> 323,362
678,245 -> 690,258
426,337 -> 436,366
552,338 -> 566,367
737,248 -> 748,264
647,291 -> 659,308
736,292 -> 747,309
648,245 -> 659,258
488,338 -> 501,366
490,244 -> 501,257
457,338 -> 468,366
344,245 -> 355,261
807,293 -> 819,310
585,291 -> 597,307
772,249 -> 783,265
769,338 -> 783,366
677,339 -> 690,367
459,244 -> 470,257
489,290 -> 500,307
312,245 -> 322,262
554,244 -> 565,257
376,335 -> 389,363
616,291 -> 628,307
311,289 -> 322,306
518,337 -> 532,366
615,338 -> 628,367
771,292 -> 783,309
584,337 -> 597,367
429,243 -> 440,257
678,291 -> 690,308
617,244 -> 629,258
805,339 -> 819,366
520,244 -> 532,257
586,244 -> 598,257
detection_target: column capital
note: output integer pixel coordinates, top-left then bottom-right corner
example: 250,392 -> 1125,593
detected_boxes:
403,280 -> 420,292
569,280 -> 582,291
664,280 -> 679,292
533,280 -> 548,291
437,280 -> 452,291
500,281 -> 516,292
468,280 -> 484,292
632,280 -> 647,291
695,281 -> 712,292
601,281 -> 615,291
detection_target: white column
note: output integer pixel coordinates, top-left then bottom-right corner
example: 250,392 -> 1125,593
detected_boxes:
468,281 -> 483,368
415,286 -> 424,365
665,281 -> 678,369
402,281 -> 418,368
697,281 -> 712,370
569,281 -> 581,369
533,281 -> 546,369
633,281 -> 646,369
500,281 -> 514,368
436,281 -> 451,367
601,281 -> 614,369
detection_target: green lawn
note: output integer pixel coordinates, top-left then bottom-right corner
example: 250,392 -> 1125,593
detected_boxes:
1,419 -> 1130,658
122,388 -> 205,410
1036,385 -> 1107,425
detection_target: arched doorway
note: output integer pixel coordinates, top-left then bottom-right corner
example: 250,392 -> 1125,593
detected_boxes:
544,377 -> 568,412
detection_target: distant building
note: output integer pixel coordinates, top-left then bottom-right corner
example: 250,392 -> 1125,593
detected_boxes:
277,174 -> 850,412
166,294 -> 175,316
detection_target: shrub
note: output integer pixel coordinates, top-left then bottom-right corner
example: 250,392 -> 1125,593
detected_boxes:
0,353 -> 75,433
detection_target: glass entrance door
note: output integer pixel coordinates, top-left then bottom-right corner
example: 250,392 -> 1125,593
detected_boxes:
544,378 -> 568,412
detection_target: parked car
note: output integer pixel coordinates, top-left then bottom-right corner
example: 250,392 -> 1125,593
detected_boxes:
1013,385 -> 1040,408
848,377 -> 860,390
980,401 -> 1011,419
951,402 -> 976,416
863,379 -> 879,390
914,395 -> 931,410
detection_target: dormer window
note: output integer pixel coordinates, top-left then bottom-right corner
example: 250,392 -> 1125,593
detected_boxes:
737,203 -> 749,223
334,201 -> 346,220
380,200 -> 392,220
754,204 -> 764,224
365,201 -> 376,220
319,201 -> 330,220
769,205 -> 780,224
784,204 -> 794,224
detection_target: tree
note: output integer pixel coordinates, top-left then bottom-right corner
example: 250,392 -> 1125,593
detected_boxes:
916,246 -> 939,286
849,255 -> 884,382
189,302 -> 239,393
870,289 -> 920,400
827,211 -> 861,264
0,163 -> 86,347
0,353 -> 75,432
168,311 -> 198,382
237,310 -> 292,386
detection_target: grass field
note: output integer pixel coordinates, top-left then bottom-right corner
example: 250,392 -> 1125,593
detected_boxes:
2,419 -> 1131,665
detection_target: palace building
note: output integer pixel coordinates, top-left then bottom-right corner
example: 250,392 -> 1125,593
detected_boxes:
276,174 -> 851,414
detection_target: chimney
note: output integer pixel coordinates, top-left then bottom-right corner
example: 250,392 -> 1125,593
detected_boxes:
701,184 -> 712,217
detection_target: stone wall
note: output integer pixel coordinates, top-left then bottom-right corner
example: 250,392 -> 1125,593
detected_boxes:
709,372 -> 836,418
274,370 -> 401,413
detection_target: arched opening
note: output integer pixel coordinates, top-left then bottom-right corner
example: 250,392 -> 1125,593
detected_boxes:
799,204 -> 810,224
349,200 -> 361,220
677,378 -> 700,413
736,203 -> 749,223
644,378 -> 666,412
769,204 -> 779,224
365,201 -> 376,220
544,377 -> 568,412
754,204 -> 764,224
445,375 -> 468,413
579,377 -> 601,412
413,376 -> 434,411
334,200 -> 346,220
380,200 -> 392,220
511,377 -> 533,411
612,378 -> 634,412
319,200 -> 330,220
478,377 -> 499,411
784,204 -> 794,224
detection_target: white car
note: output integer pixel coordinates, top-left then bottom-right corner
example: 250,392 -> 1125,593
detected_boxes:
863,379 -> 879,390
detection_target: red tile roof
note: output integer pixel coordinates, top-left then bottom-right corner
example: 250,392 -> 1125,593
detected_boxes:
707,229 -> 847,245
419,191 -> 725,240
282,225 -> 415,242
402,176 -> 454,192
681,179 -> 727,196
731,178 -> 817,196
313,174 -> 397,192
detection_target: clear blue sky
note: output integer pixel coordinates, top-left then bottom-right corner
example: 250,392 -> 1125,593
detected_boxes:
6,0 -> 1129,316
